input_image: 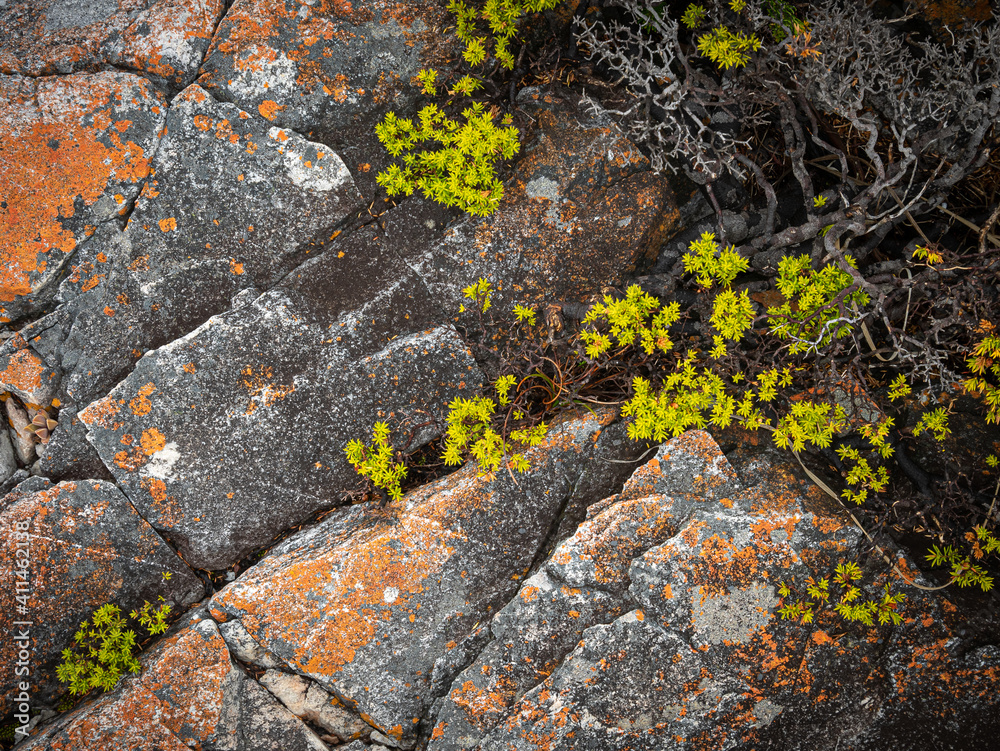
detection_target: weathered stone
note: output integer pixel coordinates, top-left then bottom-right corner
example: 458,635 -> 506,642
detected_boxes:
59,83 -> 363,409
79,221 -> 480,569
208,411 -> 645,748
260,669 -> 372,742
431,425 -> 1000,750
197,0 -> 456,142
4,397 -> 36,466
19,615 -> 329,751
219,619 -> 284,670
391,88 -> 680,320
0,72 -> 166,323
0,478 -> 203,717
0,427 -> 15,483
476,610 -> 745,751
0,335 -> 60,406
0,0 -> 225,86
430,431 -> 745,750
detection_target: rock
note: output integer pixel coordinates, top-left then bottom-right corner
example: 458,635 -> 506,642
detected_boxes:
3,397 -> 36,466
0,478 -> 204,718
208,411 -> 646,748
0,427 -> 15,483
19,615 -> 329,751
433,428 -> 1000,750
392,88 -> 680,321
78,219 -> 481,570
58,83 -> 364,409
260,669 -> 372,742
197,0 -> 456,143
429,431 -> 745,750
0,72 -> 166,323
219,619 -> 284,671
0,334 -> 60,407
0,0 -> 225,87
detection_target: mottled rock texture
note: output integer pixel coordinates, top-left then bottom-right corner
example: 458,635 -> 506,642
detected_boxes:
0,0 -> 225,86
18,614 -> 329,751
0,72 -> 165,325
0,477 -> 203,712
209,411 -> 642,748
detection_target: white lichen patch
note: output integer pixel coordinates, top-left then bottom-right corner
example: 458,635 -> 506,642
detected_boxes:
691,583 -> 776,645
143,441 -> 182,480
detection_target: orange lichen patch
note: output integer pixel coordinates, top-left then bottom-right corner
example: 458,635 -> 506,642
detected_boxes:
258,100 -> 285,120
520,586 -> 540,602
690,534 -> 762,598
214,512 -> 462,677
240,365 -> 295,415
115,445 -> 148,472
182,362 -> 197,374
0,76 -> 156,303
79,394 -> 121,428
130,382 -> 157,416
0,348 -> 46,392
230,259 -> 244,275
158,217 -> 177,232
127,254 -> 150,271
140,427 -> 167,455
451,680 -> 514,722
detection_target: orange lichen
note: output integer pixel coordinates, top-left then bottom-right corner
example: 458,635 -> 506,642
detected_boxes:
240,365 -> 294,414
0,348 -> 46,392
140,427 -> 167,455
130,382 -> 157,416
78,395 -> 121,428
158,217 -> 177,232
258,100 -> 285,120
0,77 -> 155,303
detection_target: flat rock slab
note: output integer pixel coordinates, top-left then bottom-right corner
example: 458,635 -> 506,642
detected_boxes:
391,88 -> 680,319
433,429 -> 1000,750
198,0 -> 455,139
0,477 -> 203,716
80,222 -> 481,570
20,614 -> 329,751
430,431 -> 746,750
58,83 -> 363,408
0,0 -> 225,86
0,72 -> 166,324
208,411 -> 642,748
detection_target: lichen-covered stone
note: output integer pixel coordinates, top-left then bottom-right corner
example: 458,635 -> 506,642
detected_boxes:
79,222 -> 481,569
197,0 -> 456,141
0,0 -> 225,87
58,83 -> 363,409
430,431 -> 744,750
392,88 -> 679,319
208,411 -> 644,748
19,615 -> 329,751
0,478 -> 203,718
432,429 -> 1000,750
0,72 -> 166,324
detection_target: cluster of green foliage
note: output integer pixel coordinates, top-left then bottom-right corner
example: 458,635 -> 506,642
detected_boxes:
778,562 -> 906,627
345,422 -> 409,503
448,0 -> 562,69
926,524 -> 999,591
580,285 -> 681,359
767,254 -> 869,354
375,99 -> 520,217
965,322 -> 1000,425
681,2 -> 762,70
348,278 -> 548,491
56,600 -> 171,696
442,390 -> 548,474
